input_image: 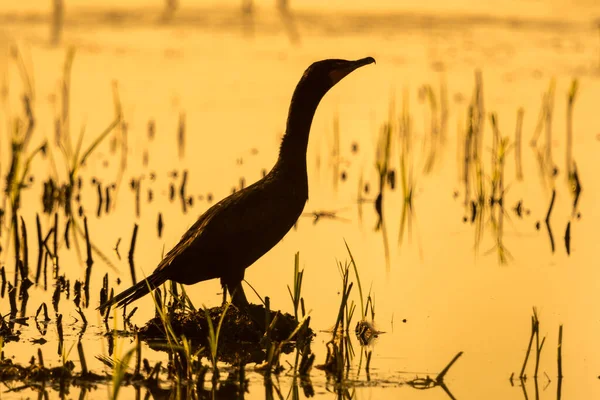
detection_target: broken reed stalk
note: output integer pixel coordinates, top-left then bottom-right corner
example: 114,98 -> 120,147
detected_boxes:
12,212 -> 20,287
20,217 -> 29,278
546,190 -> 556,254
38,348 -> 44,368
53,212 -> 59,277
105,185 -> 111,214
64,217 -> 71,249
128,223 -> 139,284
35,215 -> 43,285
56,313 -> 64,356
519,314 -> 537,379
43,252 -> 49,290
557,325 -> 563,379
545,189 -> 556,225
157,213 -> 164,238
565,79 -> 578,179
96,182 -> 103,217
8,283 -> 18,318
179,170 -> 188,213
77,340 -> 88,375
0,267 -> 6,298
83,217 -> 93,308
533,322 -> 545,379
287,252 -> 304,321
515,108 -> 524,181
18,261 -> 32,318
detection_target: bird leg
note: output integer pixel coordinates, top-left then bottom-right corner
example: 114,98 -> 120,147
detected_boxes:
221,281 -> 227,306
221,279 -> 267,331
227,282 -> 249,309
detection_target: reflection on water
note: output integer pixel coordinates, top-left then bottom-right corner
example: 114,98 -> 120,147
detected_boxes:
1,1 -> 600,399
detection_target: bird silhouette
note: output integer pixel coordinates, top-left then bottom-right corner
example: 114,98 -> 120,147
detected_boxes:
99,57 -> 375,313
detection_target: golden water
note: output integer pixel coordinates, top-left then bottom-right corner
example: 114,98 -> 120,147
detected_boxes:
1,1 -> 600,398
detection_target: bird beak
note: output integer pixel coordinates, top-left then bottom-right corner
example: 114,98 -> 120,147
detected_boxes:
329,57 -> 376,86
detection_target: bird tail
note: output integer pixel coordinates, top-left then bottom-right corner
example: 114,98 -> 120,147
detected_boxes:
98,269 -> 169,313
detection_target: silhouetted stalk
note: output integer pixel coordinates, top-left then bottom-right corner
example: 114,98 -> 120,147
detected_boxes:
12,212 -> 20,287
96,182 -> 103,217
64,217 -> 71,249
105,185 -> 111,214
8,283 -> 17,318
545,189 -> 556,227
157,213 -> 164,238
43,252 -> 49,290
533,323 -> 545,378
83,217 -> 93,307
519,314 -> 536,379
515,108 -> 524,181
52,279 -> 61,313
0,267 -> 6,297
557,324 -> 563,379
38,348 -> 44,368
53,212 -> 59,277
20,216 -> 29,278
56,313 -> 64,357
128,223 -> 139,285
179,170 -> 188,213
565,79 -> 578,179
77,340 -> 88,375
287,252 -> 304,321
564,221 -> 571,255
18,261 -> 32,318
265,296 -> 271,339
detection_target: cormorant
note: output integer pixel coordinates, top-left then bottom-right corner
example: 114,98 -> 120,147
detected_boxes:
99,57 -> 375,313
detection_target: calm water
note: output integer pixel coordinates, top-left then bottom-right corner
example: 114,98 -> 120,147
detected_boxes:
1,1 -> 600,399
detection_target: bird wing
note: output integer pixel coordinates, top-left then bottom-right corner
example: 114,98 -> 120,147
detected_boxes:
152,177 -> 304,284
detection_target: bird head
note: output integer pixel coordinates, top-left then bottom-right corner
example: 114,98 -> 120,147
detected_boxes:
298,57 -> 376,98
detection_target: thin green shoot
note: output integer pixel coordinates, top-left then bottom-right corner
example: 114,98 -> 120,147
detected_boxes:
110,347 -> 136,400
203,299 -> 232,377
287,251 -> 304,320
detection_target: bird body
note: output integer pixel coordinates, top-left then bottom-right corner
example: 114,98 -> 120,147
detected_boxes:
99,57 -> 375,312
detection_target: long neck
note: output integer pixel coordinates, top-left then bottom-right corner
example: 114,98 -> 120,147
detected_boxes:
276,84 -> 323,171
